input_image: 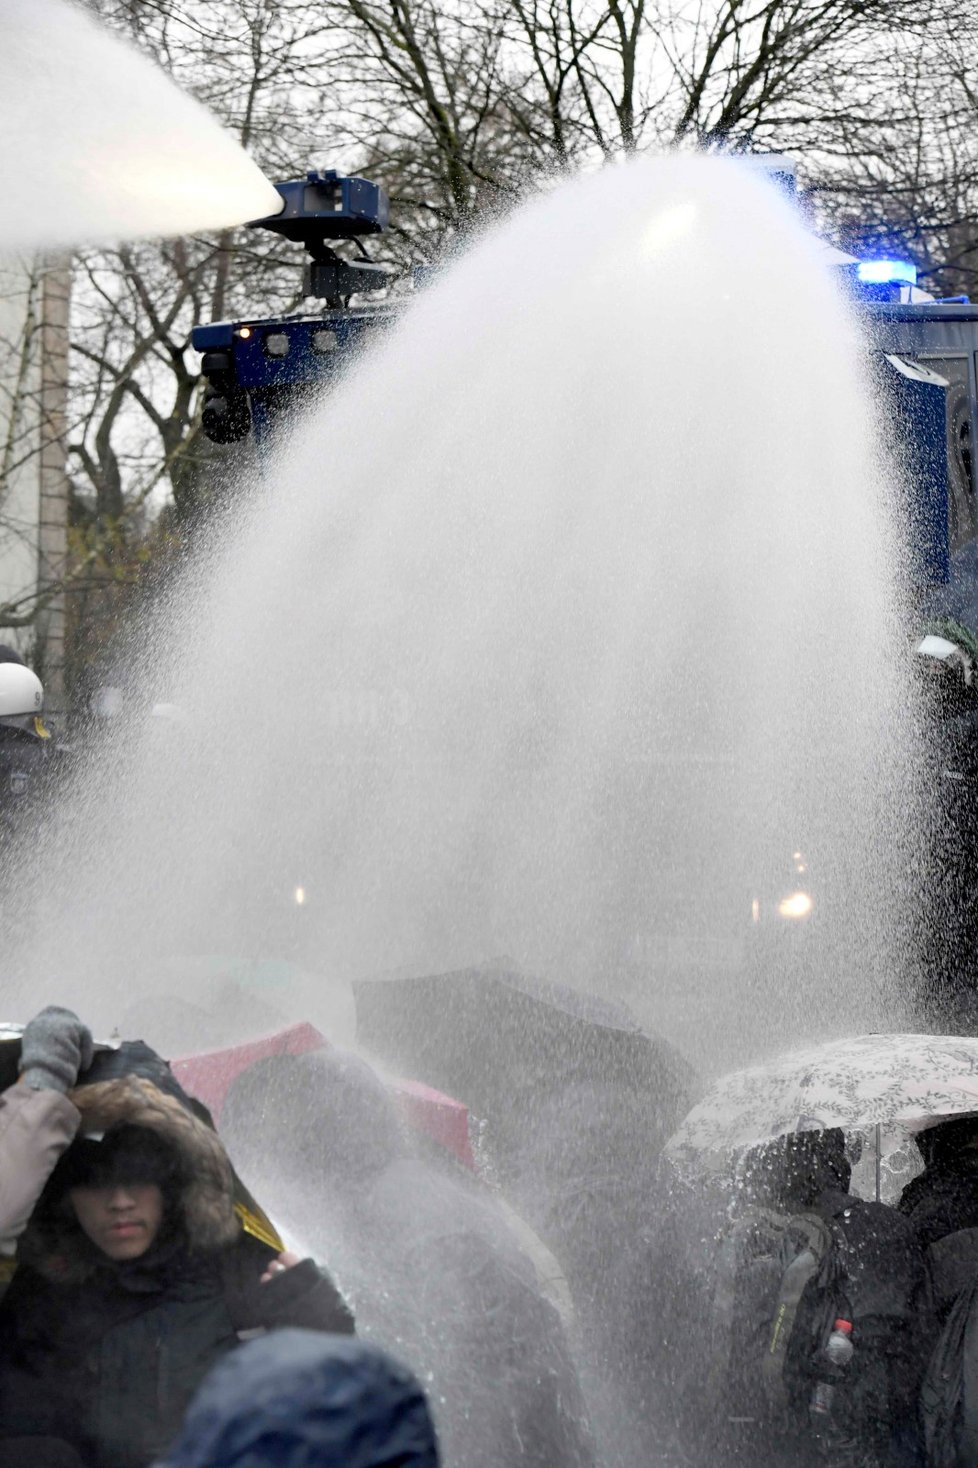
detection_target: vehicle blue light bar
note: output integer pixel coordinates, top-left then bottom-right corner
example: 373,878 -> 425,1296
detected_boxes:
857,259 -> 918,286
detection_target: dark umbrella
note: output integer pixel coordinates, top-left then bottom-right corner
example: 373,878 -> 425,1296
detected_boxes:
354,963 -> 696,1397
354,965 -> 695,1152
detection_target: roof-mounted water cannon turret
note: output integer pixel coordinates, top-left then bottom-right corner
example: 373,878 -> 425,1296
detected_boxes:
192,167 -> 396,444
255,169 -> 389,241
248,170 -> 392,307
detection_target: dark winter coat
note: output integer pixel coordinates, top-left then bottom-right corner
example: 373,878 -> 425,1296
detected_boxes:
156,1327 -> 439,1468
0,1077 -> 353,1468
0,726 -> 55,845
900,1152 -> 978,1466
898,1150 -> 978,1376
656,1139 -> 925,1468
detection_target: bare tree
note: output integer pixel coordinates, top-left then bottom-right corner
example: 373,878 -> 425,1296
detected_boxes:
69,1 -> 347,526
27,0 -> 975,697
70,0 -> 974,523
811,14 -> 978,299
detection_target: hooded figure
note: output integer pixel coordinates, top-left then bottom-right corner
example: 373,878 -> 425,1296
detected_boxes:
899,1114 -> 978,1333
760,1132 -> 922,1464
656,1129 -> 922,1468
900,1115 -> 978,1248
155,1328 -> 439,1468
221,1050 -> 595,1468
739,1126 -> 854,1211
0,1076 -> 353,1468
902,1119 -> 978,1468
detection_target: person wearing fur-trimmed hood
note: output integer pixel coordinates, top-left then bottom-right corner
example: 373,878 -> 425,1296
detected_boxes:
0,1074 -> 354,1468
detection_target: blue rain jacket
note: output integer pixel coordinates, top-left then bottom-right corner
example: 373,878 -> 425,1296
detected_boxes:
156,1328 -> 439,1468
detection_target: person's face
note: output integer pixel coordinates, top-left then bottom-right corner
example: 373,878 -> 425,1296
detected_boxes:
69,1181 -> 164,1260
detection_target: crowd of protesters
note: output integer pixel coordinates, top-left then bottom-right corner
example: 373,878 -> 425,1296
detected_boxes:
0,1004 -> 602,1468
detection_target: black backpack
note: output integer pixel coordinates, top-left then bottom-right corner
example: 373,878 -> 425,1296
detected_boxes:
713,1197 -> 923,1459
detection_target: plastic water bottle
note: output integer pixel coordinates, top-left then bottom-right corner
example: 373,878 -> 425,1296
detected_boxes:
811,1318 -> 856,1460
811,1317 -> 855,1417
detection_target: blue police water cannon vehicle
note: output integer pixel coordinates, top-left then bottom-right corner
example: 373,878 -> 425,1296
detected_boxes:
749,156 -> 976,643
844,256 -> 978,1025
742,161 -> 978,683
192,169 -> 396,446
856,265 -> 978,636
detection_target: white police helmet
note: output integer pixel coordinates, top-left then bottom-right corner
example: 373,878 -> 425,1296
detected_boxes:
0,663 -> 43,719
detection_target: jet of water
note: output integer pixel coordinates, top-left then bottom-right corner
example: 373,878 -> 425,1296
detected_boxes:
0,0 -> 281,251
6,154 -> 917,1077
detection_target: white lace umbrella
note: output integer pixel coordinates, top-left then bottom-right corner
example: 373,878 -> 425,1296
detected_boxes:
666,1033 -> 978,1158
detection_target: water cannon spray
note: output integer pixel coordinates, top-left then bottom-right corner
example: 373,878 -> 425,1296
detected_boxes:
193,169 -> 395,445
195,159 -> 970,618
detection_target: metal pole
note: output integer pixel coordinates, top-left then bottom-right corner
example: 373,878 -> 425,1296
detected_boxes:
37,253 -> 71,718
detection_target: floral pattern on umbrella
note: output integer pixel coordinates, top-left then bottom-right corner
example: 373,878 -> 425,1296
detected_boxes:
666,1033 -> 978,1159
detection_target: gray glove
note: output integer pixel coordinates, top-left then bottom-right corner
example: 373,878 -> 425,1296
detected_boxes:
20,1006 -> 94,1092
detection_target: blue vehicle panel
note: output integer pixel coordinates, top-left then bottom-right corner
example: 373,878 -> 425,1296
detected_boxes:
864,302 -> 978,627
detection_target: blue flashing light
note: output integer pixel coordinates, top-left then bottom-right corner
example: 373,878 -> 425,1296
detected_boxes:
856,258 -> 917,286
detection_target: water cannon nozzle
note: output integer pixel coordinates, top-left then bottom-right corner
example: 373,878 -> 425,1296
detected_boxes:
248,171 -> 389,246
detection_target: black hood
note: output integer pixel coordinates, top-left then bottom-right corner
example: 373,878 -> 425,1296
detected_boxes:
914,1116 -> 978,1170
741,1128 -> 851,1211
